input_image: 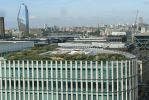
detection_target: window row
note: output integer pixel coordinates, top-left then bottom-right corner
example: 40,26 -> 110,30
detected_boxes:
0,80 -> 134,92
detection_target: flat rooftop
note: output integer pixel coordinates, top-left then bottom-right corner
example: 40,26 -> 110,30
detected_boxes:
0,41 -> 32,45
3,44 -> 136,60
134,33 -> 149,36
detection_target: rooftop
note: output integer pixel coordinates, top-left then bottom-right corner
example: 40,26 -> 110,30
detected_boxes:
0,41 -> 32,45
4,44 -> 136,61
134,33 -> 149,36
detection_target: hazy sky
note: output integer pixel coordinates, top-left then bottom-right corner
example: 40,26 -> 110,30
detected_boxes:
0,0 -> 149,28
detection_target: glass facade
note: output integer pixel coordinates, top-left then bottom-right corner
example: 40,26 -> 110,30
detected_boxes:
17,3 -> 29,35
0,60 -> 138,100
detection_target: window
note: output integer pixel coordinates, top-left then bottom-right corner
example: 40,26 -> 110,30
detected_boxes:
48,68 -> 51,79
88,69 -> 91,79
83,82 -> 86,91
43,68 -> 46,78
82,69 -> 86,79
38,68 -> 42,78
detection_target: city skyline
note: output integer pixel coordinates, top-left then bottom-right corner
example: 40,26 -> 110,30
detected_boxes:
0,0 -> 149,28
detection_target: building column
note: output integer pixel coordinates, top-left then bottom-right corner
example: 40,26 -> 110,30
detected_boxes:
90,61 -> 93,100
129,61 -> 132,100
75,61 -> 78,100
56,61 -> 58,100
32,61 -> 35,100
121,61 -> 124,100
86,61 -> 88,100
65,61 -> 68,100
36,61 -> 39,100
96,61 -> 98,100
4,61 -> 7,100
116,61 -> 119,100
70,61 -> 73,100
0,61 -> 3,100
51,61 -> 53,100
125,61 -> 128,100
18,61 -> 21,100
22,61 -> 25,100
101,61 -> 104,100
27,61 -> 30,100
46,61 -> 48,100
112,61 -> 114,100
106,61 -> 109,100
60,61 -> 63,100
41,61 -> 44,100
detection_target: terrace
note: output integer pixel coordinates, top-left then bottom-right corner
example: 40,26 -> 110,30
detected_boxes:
4,44 -> 135,61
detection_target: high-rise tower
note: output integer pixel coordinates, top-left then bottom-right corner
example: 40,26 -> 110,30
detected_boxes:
0,17 -> 5,38
17,3 -> 29,35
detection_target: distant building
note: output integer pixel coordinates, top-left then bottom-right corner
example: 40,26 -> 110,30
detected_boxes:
17,3 -> 29,36
0,41 -> 34,56
0,17 -> 5,38
110,32 -> 127,36
134,33 -> 149,50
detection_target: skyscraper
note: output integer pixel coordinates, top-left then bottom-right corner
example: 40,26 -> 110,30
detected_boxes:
0,17 -> 5,38
17,3 -> 29,35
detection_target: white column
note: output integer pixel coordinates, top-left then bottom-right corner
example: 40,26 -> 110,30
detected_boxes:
96,61 -> 98,100
60,61 -> 63,100
70,61 -> 73,100
51,61 -> 53,100
116,61 -> 119,100
111,61 -> 114,100
101,61 -> 103,100
80,61 -> 83,100
55,61 -> 58,100
65,61 -> 68,100
132,60 -> 134,100
13,61 -> 16,100
121,61 -> 124,100
32,61 -> 34,100
91,61 -> 93,100
129,60 -> 132,100
9,61 -> 12,100
106,61 -> 109,100
46,61 -> 48,100
22,61 -> 25,100
27,61 -> 30,100
86,61 -> 88,100
139,61 -> 143,83
4,60 -> 7,100
75,61 -> 78,100
41,61 -> 44,100
0,61 -> 2,100
135,59 -> 138,100
36,61 -> 39,100
125,61 -> 128,100
18,61 -> 21,100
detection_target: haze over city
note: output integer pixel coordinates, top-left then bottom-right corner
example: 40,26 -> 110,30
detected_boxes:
1,0 -> 149,28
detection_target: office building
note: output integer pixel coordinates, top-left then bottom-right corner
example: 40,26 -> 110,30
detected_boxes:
0,48 -> 138,100
134,33 -> 149,50
0,41 -> 34,56
0,17 -> 5,38
17,3 -> 29,35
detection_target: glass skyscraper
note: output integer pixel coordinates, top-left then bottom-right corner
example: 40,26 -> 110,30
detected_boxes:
17,3 -> 29,35
0,59 -> 138,100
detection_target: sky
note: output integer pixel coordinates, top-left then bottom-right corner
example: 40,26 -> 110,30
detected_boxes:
0,0 -> 149,28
